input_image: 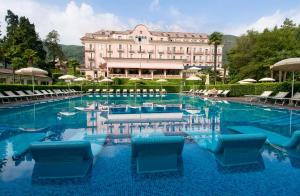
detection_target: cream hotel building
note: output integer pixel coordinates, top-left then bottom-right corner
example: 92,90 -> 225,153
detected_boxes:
81,24 -> 223,79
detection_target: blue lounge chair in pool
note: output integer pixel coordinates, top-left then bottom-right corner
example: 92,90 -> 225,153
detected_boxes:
131,136 -> 184,173
207,133 -> 266,166
30,141 -> 94,179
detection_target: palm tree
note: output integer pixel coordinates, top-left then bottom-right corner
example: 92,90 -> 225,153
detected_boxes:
209,32 -> 223,84
67,58 -> 80,75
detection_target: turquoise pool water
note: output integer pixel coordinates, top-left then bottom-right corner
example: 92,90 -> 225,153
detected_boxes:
1,94 -> 300,195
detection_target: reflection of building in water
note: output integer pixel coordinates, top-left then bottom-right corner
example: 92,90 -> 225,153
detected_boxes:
85,104 -> 221,137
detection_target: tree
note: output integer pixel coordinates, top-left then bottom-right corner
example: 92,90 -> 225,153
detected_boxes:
23,49 -> 39,67
67,58 -> 80,75
209,32 -> 223,84
2,10 -> 46,69
44,30 -> 64,67
11,57 -> 24,83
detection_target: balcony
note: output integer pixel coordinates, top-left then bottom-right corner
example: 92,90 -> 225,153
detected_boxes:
174,50 -> 184,54
88,57 -> 95,61
117,49 -> 124,53
137,49 -> 145,53
107,50 -> 113,53
167,51 -> 172,54
148,50 -> 154,53
85,49 -> 95,52
194,52 -> 204,55
158,50 -> 164,54
129,50 -> 135,53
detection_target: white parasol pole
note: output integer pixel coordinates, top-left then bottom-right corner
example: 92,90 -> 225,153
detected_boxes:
32,75 -> 35,92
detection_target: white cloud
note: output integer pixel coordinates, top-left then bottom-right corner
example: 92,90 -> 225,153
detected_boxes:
225,9 -> 300,36
0,0 -> 125,45
149,0 -> 160,11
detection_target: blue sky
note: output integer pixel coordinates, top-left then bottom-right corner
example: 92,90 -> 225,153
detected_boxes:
1,0 -> 300,44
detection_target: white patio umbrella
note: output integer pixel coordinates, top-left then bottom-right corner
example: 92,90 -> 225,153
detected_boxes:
59,74 -> 76,89
100,77 -> 113,91
129,77 -> 140,92
259,77 -> 276,82
186,75 -> 201,94
237,80 -> 251,84
270,58 -> 300,98
74,77 -> 87,91
241,78 -> 256,83
156,79 -> 167,90
15,67 -> 48,92
188,67 -> 201,71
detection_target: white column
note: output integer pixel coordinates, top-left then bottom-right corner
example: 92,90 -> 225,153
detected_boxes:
150,70 -> 154,80
179,71 -> 183,78
164,69 -> 167,79
125,69 -> 128,78
139,69 -> 142,78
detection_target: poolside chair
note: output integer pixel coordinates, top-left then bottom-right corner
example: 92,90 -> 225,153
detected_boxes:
25,90 -> 43,99
40,90 -> 54,97
87,89 -> 94,93
207,133 -> 266,166
216,90 -> 224,97
155,89 -> 160,94
131,136 -> 184,173
4,91 -> 24,101
219,90 -> 230,97
161,89 -> 166,94
289,92 -> 300,106
268,91 -> 289,105
30,141 -> 94,179
34,90 -> 48,98
15,91 -> 32,101
109,89 -> 114,94
47,90 -> 60,96
136,89 -> 141,94
129,89 -> 134,94
245,91 -> 273,102
142,89 -> 147,94
149,89 -> 154,94
102,89 -> 107,94
0,92 -> 15,103
116,89 -> 121,94
123,89 -> 128,94
95,89 -> 100,94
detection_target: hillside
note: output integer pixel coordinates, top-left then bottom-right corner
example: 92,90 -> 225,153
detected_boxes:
61,44 -> 84,64
222,35 -> 238,65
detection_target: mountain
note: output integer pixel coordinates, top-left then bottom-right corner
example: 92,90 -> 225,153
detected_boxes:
61,44 -> 84,64
222,35 -> 238,65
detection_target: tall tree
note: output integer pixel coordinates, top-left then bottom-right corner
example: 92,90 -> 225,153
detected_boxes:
67,58 -> 80,75
209,32 -> 223,84
11,57 -> 24,83
44,30 -> 64,67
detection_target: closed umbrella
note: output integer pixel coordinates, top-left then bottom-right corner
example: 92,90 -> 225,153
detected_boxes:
15,67 -> 48,92
259,77 -> 275,82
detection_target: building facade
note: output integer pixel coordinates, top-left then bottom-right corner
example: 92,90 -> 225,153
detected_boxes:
80,24 -> 223,80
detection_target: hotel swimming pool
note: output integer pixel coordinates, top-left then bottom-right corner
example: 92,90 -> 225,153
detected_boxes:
1,93 -> 300,195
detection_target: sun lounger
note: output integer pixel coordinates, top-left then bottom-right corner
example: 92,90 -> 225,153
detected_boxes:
207,133 -> 266,166
131,136 -> 184,173
47,90 -> 60,96
288,92 -> 300,106
4,91 -> 25,101
155,89 -> 160,94
142,89 -> 147,94
245,91 -> 273,102
161,89 -> 166,94
219,90 -> 230,97
149,89 -> 154,94
95,89 -> 100,93
15,91 -> 32,101
40,90 -> 53,97
30,141 -> 94,179
116,89 -> 121,94
109,89 -> 114,94
102,89 -> 107,94
87,89 -> 94,93
123,89 -> 128,94
24,90 -> 41,99
268,91 -> 289,105
129,89 -> 134,94
0,92 -> 15,103
136,89 -> 141,94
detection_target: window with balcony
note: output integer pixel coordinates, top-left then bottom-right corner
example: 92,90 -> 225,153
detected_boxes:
119,44 -> 122,49
187,47 -> 189,53
173,47 -> 176,52
99,53 -> 102,58
118,36 -> 122,40
119,52 -> 122,58
167,47 -> 170,52
130,54 -> 133,58
149,54 -> 152,59
89,44 -> 92,50
180,56 -> 182,59
139,46 -> 142,52
173,56 -> 175,60
130,45 -> 132,50
159,54 -> 162,59
109,45 -> 111,50
160,38 -> 163,41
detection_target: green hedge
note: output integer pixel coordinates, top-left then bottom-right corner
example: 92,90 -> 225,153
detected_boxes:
0,82 -> 298,96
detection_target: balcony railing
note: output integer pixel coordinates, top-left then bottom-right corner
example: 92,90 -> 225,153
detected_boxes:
117,49 -> 124,53
107,50 -> 113,53
148,50 -> 154,53
85,49 -> 95,52
88,57 -> 95,61
174,50 -> 184,54
158,50 -> 164,54
129,50 -> 135,53
137,50 -> 145,53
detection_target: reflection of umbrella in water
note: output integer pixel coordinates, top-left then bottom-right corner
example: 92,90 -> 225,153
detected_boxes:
15,67 -> 48,92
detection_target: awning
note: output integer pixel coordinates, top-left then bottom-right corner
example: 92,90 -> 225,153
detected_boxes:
107,62 -> 184,70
